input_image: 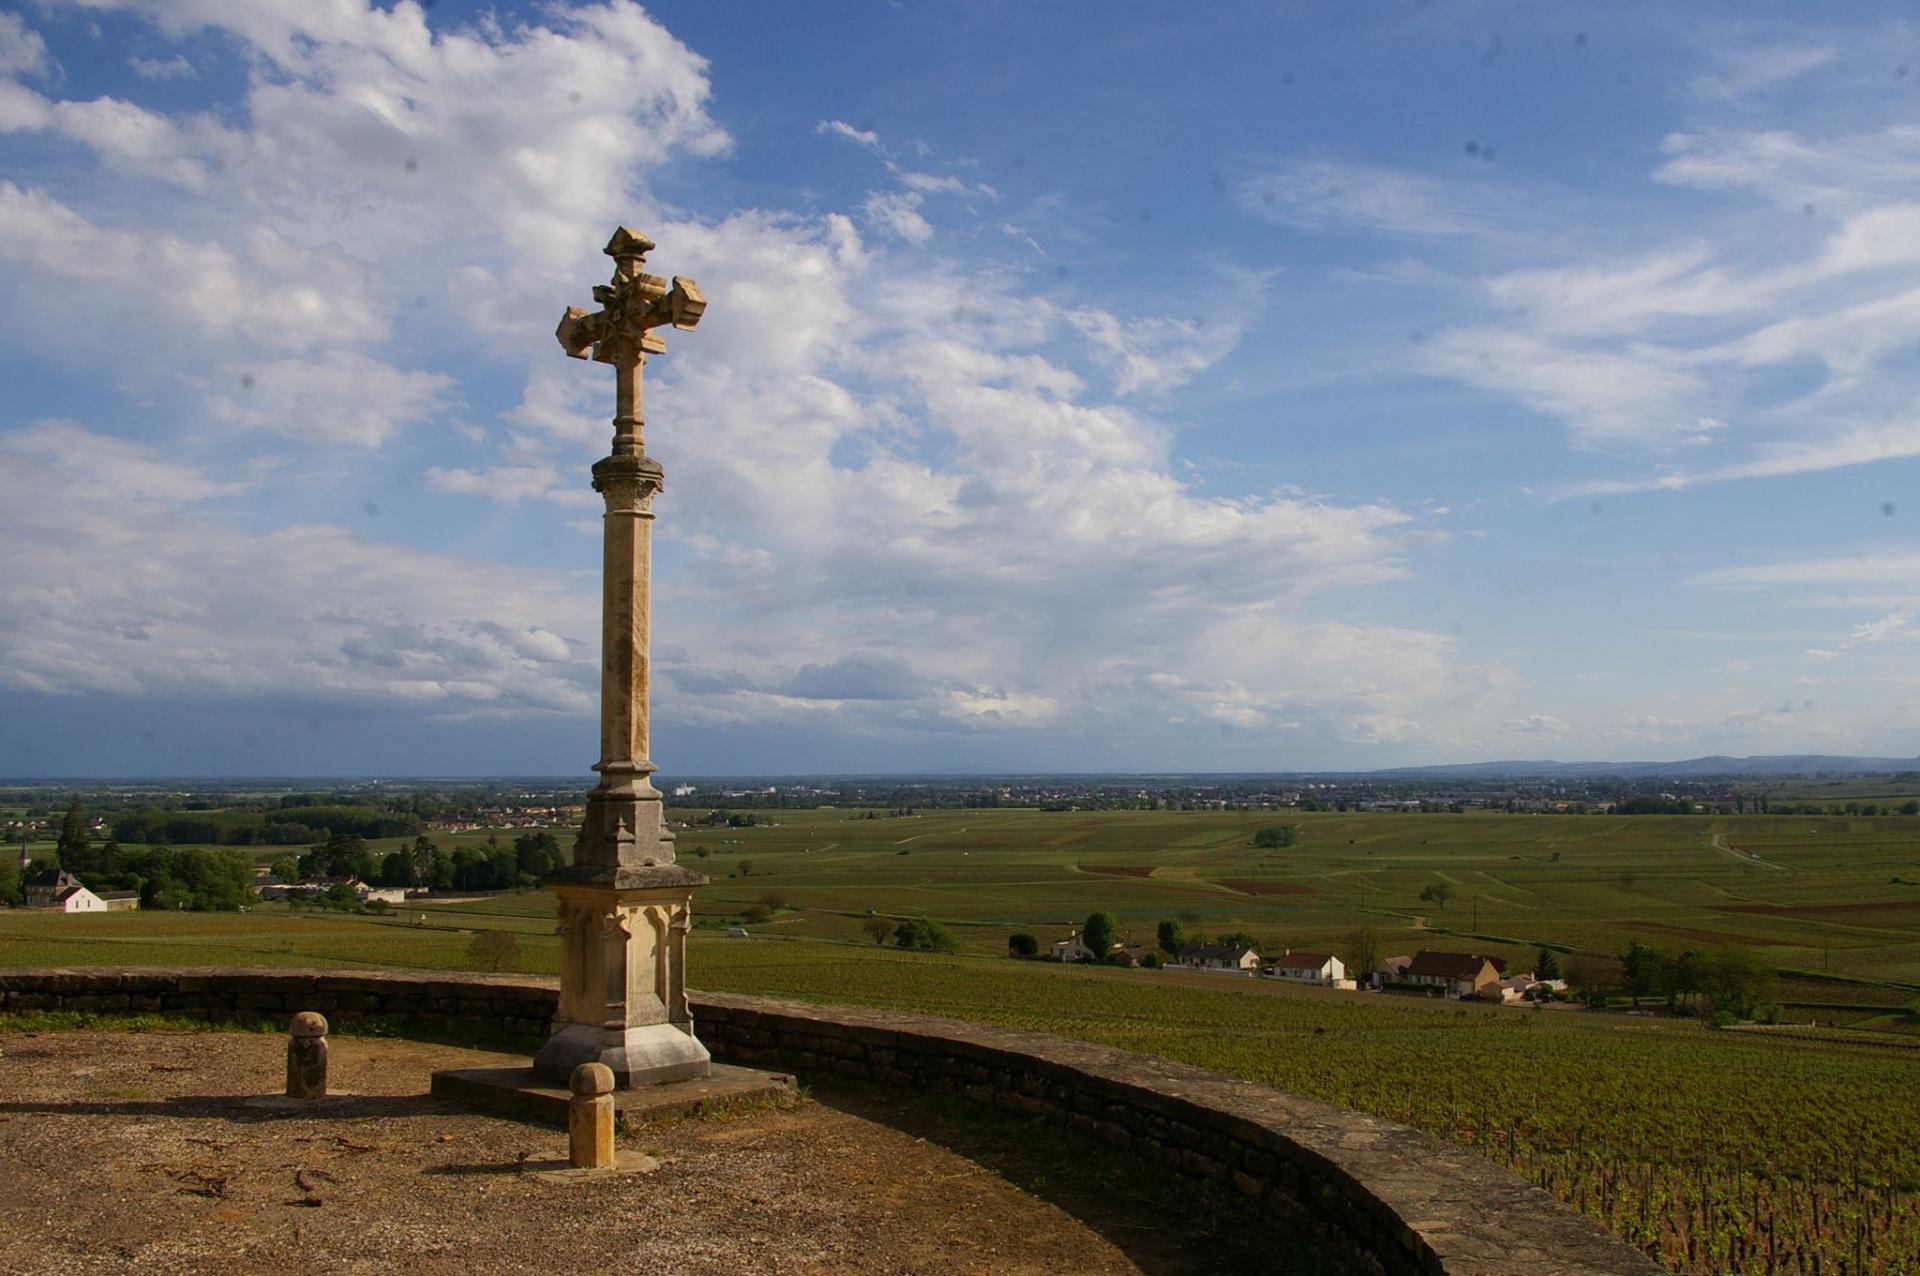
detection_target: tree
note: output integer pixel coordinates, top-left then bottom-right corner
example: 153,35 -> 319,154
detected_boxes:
408,835 -> 439,886
513,831 -> 562,882
1081,911 -> 1118,959
378,850 -> 409,887
1217,930 -> 1261,952
56,798 -> 90,871
1252,826 -> 1298,849
1418,882 -> 1454,909
893,917 -> 957,953
758,891 -> 787,911
1702,944 -> 1773,1020
862,915 -> 895,945
1534,947 -> 1562,981
0,856 -> 19,907
1657,948 -> 1704,1011
1156,918 -> 1185,956
1621,940 -> 1663,1006
1007,932 -> 1038,957
741,904 -> 772,924
736,859 -> 754,877
269,858 -> 298,884
1565,952 -> 1623,1007
1347,926 -> 1383,979
467,930 -> 521,973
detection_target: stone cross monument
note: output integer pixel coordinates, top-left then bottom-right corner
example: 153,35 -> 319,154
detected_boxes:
532,227 -> 712,1087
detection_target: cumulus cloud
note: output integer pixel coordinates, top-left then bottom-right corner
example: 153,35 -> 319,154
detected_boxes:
0,0 -> 1517,765
0,424 -> 596,712
208,351 -> 451,447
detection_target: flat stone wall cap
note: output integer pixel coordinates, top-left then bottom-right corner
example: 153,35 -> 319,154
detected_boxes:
571,1062 -> 616,1096
548,864 -> 708,890
289,1011 -> 329,1038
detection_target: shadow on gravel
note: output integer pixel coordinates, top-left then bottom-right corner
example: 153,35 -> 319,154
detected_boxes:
0,1093 -> 446,1122
808,1079 -> 1346,1276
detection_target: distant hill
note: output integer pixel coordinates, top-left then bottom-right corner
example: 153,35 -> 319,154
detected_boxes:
1365,755 -> 1920,780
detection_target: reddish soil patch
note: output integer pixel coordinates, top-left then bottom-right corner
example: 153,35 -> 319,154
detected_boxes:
1218,879 -> 1316,897
1717,899 -> 1920,919
1077,865 -> 1156,878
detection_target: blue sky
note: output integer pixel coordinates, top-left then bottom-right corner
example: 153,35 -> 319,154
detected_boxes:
4,1 -> 1920,777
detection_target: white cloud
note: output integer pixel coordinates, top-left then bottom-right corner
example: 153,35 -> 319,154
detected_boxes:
1691,44 -> 1835,100
1237,159 -> 1522,239
815,119 -> 880,149
0,183 -> 384,351
207,351 -> 450,448
1503,713 -> 1572,737
863,190 -> 933,245
0,12 -> 53,79
0,423 -> 595,711
1424,327 -> 1707,445
127,54 -> 196,80
1691,553 -> 1920,590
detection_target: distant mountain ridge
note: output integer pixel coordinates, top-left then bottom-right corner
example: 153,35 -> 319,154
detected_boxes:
1364,754 -> 1920,780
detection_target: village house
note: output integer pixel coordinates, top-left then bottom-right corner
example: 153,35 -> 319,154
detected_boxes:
21,869 -> 126,913
1108,943 -> 1154,968
1050,930 -> 1094,961
1267,951 -> 1350,988
1372,954 -> 1414,988
1402,950 -> 1504,998
1169,941 -> 1263,975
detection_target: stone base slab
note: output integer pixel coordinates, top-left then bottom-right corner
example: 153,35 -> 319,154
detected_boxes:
528,1149 -> 661,1180
430,1062 -> 795,1129
531,1020 -> 712,1087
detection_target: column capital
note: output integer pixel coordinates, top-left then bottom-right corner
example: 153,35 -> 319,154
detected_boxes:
591,453 -> 665,511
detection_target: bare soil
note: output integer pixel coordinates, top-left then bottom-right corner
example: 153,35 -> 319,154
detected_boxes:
0,1028 -> 1323,1276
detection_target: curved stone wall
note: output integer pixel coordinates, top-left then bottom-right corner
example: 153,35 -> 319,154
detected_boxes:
0,968 -> 1659,1276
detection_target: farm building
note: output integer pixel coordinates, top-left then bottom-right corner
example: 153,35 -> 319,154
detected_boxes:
1372,954 -> 1413,988
1267,951 -> 1350,987
1401,950 -> 1503,998
22,870 -> 108,913
1049,930 -> 1094,961
1169,941 -> 1262,974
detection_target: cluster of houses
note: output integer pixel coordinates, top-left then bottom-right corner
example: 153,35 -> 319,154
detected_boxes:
1045,929 -> 1564,1003
252,870 -> 411,905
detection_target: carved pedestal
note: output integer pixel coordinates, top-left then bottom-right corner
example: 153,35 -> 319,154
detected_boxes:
533,866 -> 711,1087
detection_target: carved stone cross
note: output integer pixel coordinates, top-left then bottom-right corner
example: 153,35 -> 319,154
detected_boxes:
556,226 -> 706,455
531,226 -> 714,1089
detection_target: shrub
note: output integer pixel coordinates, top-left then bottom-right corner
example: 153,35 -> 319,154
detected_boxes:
467,930 -> 520,973
1007,932 -> 1039,957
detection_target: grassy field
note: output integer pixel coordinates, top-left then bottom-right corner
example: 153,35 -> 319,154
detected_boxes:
9,806 -> 1920,1273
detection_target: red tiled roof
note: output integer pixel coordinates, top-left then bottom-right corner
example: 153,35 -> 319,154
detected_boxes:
1407,950 -> 1498,980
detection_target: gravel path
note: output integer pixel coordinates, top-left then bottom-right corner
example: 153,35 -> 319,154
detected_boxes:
0,1029 -> 1317,1275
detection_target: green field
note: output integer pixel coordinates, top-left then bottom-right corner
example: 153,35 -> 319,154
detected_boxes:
7,807 -> 1920,1273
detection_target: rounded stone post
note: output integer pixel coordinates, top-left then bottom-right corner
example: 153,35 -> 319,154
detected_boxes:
286,1011 -> 329,1100
568,1062 -> 616,1169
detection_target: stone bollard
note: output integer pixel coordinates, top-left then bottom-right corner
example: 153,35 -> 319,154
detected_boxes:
286,1011 -> 329,1100
568,1062 -> 616,1169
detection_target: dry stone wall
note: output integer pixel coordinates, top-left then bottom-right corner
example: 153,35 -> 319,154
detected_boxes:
0,968 -> 1659,1276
